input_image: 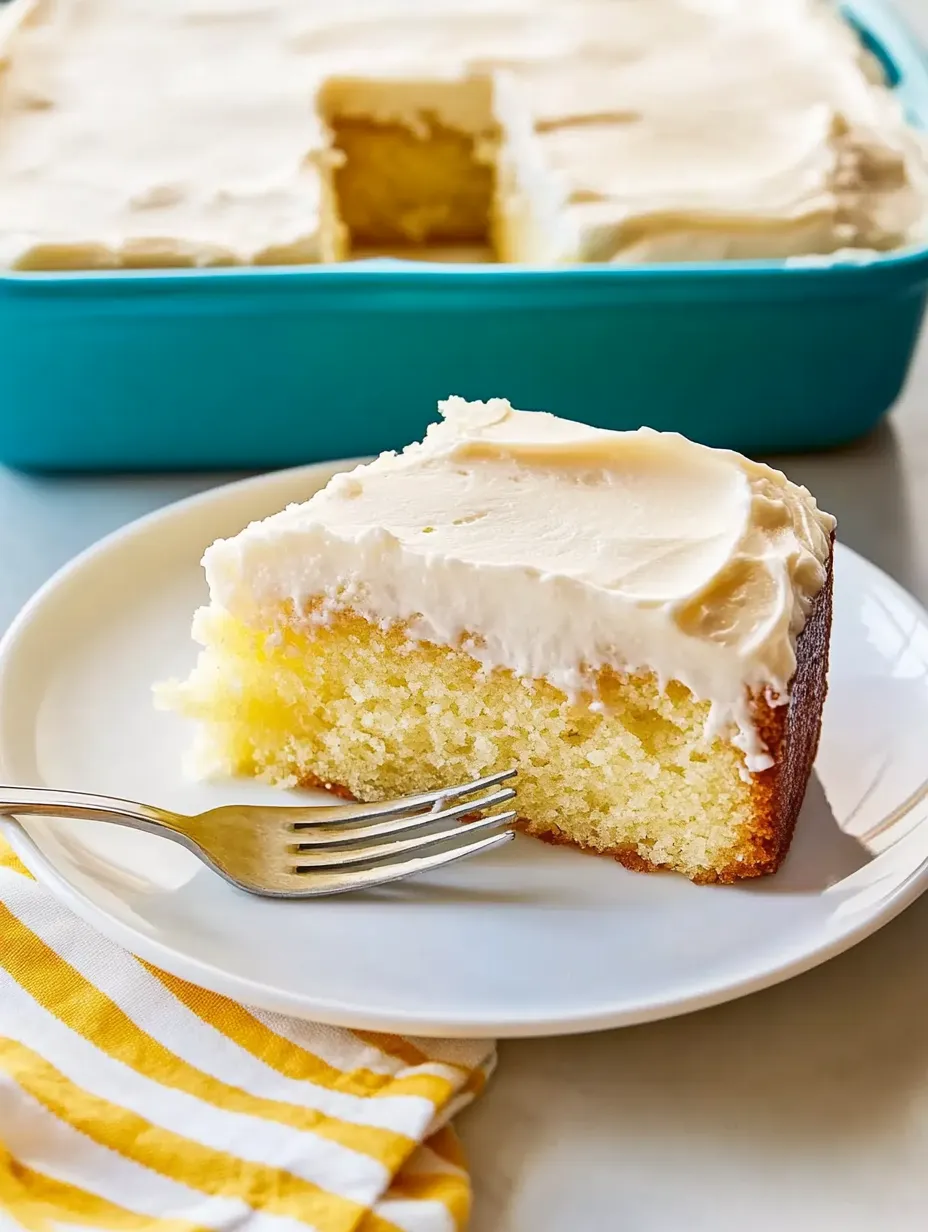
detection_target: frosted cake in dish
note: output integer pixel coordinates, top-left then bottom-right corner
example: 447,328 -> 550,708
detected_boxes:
158,398 -> 836,883
0,0 -> 926,268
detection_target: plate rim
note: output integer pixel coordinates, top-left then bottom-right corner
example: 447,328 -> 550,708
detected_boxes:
3,462 -> 928,1038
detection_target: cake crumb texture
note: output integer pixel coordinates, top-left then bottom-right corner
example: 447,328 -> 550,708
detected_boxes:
327,117 -> 496,252
162,606 -> 795,883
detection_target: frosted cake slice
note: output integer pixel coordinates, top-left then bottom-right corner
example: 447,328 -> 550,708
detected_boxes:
157,398 -> 836,883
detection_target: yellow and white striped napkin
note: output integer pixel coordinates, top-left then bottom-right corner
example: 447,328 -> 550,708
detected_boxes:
0,841 -> 494,1232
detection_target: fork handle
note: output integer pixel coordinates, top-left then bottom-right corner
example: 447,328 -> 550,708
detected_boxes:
0,785 -> 177,832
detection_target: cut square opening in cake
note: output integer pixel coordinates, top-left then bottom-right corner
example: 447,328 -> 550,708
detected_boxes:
318,75 -> 504,263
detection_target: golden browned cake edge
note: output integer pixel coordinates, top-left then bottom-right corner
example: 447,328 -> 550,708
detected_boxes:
532,533 -> 834,883
732,529 -> 835,881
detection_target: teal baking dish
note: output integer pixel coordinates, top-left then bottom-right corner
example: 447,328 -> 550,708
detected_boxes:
0,0 -> 927,471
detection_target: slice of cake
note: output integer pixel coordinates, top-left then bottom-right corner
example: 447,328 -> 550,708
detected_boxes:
157,398 -> 835,883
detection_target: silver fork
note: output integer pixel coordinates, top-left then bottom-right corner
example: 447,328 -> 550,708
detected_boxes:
0,770 -> 518,898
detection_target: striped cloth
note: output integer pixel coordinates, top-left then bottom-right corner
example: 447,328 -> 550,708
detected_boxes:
0,840 -> 494,1232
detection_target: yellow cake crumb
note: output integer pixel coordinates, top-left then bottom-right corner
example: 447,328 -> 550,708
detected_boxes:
158,605 -> 760,882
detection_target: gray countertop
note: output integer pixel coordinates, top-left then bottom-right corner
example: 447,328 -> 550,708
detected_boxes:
6,6 -> 928,1225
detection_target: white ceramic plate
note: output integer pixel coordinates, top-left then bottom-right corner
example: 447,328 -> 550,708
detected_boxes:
2,463 -> 928,1039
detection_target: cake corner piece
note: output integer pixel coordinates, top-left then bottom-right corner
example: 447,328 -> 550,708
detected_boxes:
161,396 -> 836,884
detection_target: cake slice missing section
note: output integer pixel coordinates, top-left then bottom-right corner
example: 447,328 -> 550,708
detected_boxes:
157,398 -> 835,883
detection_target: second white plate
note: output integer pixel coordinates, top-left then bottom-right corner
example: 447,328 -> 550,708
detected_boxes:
2,463 -> 928,1038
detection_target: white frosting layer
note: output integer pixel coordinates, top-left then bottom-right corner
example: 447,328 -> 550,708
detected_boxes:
0,0 -> 926,267
203,399 -> 836,769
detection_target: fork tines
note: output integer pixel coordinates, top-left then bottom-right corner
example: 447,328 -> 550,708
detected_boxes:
290,770 -> 518,873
